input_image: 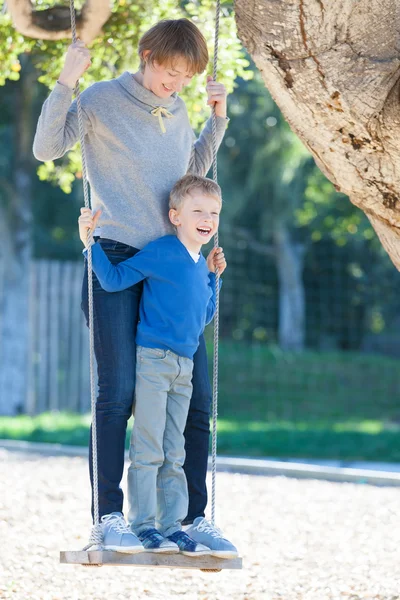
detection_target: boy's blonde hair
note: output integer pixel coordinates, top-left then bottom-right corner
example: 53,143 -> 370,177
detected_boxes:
169,174 -> 222,211
139,19 -> 209,74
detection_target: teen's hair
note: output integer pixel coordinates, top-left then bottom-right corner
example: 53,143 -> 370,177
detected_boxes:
139,19 -> 209,74
169,174 -> 222,211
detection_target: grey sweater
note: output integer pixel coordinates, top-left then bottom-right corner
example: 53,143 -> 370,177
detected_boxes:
33,72 -> 228,249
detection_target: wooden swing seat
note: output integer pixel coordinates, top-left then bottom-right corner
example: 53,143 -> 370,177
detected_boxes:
60,550 -> 242,570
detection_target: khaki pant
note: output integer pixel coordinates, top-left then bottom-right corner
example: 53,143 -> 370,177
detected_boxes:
127,346 -> 194,537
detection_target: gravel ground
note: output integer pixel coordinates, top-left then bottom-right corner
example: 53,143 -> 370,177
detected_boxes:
1,448 -> 400,600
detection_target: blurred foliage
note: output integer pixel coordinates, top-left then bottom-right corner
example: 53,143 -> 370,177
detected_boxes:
0,0 -> 251,190
217,67 -> 376,247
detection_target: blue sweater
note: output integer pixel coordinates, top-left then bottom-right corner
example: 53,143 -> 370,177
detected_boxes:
86,235 -> 220,359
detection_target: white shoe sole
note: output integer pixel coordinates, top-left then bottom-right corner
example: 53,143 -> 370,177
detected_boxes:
210,551 -> 239,559
181,550 -> 212,557
103,545 -> 144,554
144,547 -> 179,554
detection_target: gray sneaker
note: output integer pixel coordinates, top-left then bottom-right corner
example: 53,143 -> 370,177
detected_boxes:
184,517 -> 239,558
101,512 -> 145,554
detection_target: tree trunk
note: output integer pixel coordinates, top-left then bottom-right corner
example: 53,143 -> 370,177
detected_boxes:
273,223 -> 306,350
7,0 -> 111,43
0,60 -> 35,415
235,0 -> 400,270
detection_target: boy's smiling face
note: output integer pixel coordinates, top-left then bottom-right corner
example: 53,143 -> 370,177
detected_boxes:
169,191 -> 221,253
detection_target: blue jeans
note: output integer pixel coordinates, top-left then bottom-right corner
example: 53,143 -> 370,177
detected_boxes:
81,238 -> 211,523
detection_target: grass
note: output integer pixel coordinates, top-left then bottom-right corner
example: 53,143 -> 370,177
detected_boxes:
213,341 -> 400,423
3,342 -> 400,461
1,413 -> 400,462
216,420 -> 400,462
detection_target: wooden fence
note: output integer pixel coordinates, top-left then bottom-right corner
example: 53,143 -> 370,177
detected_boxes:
26,260 -> 92,415
3,236 -> 399,416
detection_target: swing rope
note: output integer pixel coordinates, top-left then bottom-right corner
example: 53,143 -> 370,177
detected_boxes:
69,2 -> 222,547
68,0 -> 103,549
210,0 -> 221,527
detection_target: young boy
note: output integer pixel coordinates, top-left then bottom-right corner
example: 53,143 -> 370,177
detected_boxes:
79,174 -> 236,557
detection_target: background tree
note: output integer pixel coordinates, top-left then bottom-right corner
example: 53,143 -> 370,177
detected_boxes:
219,71 -> 311,349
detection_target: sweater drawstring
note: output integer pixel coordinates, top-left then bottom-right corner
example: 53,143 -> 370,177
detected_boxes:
151,107 -> 174,134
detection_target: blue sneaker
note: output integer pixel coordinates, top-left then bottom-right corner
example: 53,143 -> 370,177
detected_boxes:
166,530 -> 211,557
184,518 -> 238,558
100,512 -> 144,554
138,528 -> 179,554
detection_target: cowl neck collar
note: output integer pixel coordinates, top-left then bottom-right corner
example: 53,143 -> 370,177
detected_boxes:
116,71 -> 178,109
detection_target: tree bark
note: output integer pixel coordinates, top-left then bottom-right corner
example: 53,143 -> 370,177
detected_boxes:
0,59 -> 35,415
235,0 -> 400,270
7,0 -> 111,43
273,223 -> 306,350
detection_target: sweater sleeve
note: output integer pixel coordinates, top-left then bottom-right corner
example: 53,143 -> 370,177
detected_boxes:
84,242 -> 155,292
205,272 -> 223,325
187,116 -> 228,177
33,82 -> 93,161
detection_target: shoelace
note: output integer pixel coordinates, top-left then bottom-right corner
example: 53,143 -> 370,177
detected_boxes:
194,519 -> 224,538
101,513 -> 132,534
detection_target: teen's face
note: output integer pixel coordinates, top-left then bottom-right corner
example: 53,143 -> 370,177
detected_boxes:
143,54 -> 194,98
169,192 -> 221,252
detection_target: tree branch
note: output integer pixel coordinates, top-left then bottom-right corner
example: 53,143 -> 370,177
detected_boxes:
235,0 -> 400,270
7,0 -> 112,43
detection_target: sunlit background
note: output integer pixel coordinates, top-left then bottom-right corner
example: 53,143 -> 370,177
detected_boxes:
1,0 -> 400,465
